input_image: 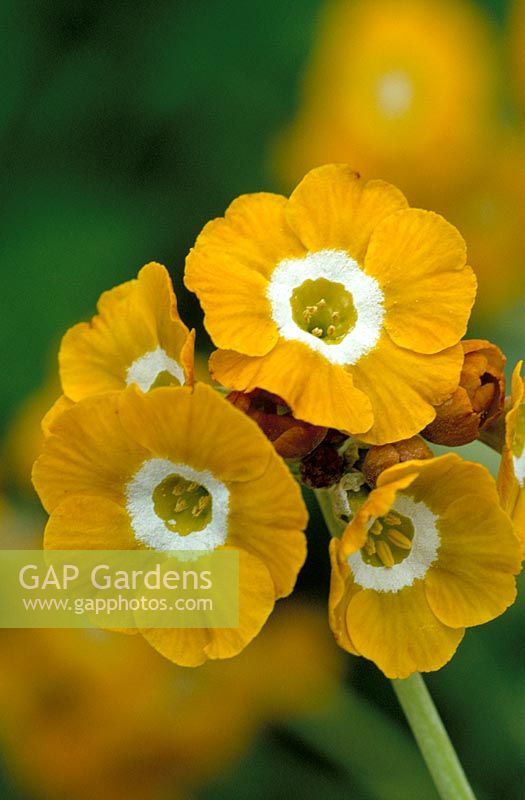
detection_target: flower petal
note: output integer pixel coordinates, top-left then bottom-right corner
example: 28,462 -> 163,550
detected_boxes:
118,383 -> 273,483
32,392 -> 147,513
210,341 -> 373,435
44,495 -> 138,550
227,458 -> 308,597
425,495 -> 520,628
346,582 -> 464,678
140,548 -> 275,666
185,249 -> 279,356
399,452 -> 499,517
187,192 -> 305,279
352,334 -> 463,445
328,538 -> 360,656
286,165 -> 408,263
365,209 -> 476,353
204,548 -> 276,661
140,627 -> 212,668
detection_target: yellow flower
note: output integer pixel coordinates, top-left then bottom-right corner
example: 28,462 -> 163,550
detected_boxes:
185,164 -> 476,445
59,261 -> 195,402
329,453 -> 521,678
32,383 -> 307,666
0,602 -> 341,800
498,361 -> 525,551
435,136 -> 525,319
274,0 -> 498,198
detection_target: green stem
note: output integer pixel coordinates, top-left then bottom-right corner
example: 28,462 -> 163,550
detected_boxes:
392,674 -> 476,800
313,489 -> 477,800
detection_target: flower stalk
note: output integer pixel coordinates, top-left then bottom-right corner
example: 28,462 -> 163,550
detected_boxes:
391,673 -> 477,800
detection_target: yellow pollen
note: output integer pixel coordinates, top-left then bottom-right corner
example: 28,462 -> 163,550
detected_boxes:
327,324 -> 336,337
186,481 -> 199,493
174,498 -> 188,513
376,540 -> 395,567
317,298 -> 327,308
384,513 -> 402,526
364,538 -> 376,556
369,519 -> 383,536
172,482 -> 186,496
311,327 -> 324,338
385,528 -> 412,549
331,311 -> 340,322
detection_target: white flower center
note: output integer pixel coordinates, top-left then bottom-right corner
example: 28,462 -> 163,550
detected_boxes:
126,458 -> 229,551
126,347 -> 184,391
348,494 -> 439,592
267,249 -> 385,366
376,70 -> 413,118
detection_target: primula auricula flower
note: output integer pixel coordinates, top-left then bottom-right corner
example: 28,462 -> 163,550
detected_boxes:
32,383 -> 307,666
329,453 -> 521,678
185,164 -> 477,445
498,362 -> 525,552
59,261 -> 195,400
273,0 -> 497,198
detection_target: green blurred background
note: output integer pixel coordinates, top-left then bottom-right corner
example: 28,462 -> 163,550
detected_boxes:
1,1 -> 524,798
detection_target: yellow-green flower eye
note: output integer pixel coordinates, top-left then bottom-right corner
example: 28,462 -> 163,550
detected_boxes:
361,511 -> 415,567
153,474 -> 212,536
290,277 -> 357,344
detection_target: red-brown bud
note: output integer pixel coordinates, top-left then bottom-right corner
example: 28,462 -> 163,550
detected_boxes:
423,339 -> 506,447
362,436 -> 433,488
300,444 -> 344,488
227,389 -> 327,459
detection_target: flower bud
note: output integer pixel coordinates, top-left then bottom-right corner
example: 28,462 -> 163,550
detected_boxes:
227,389 -> 327,459
423,340 -> 506,447
362,436 -> 433,488
300,444 -> 344,488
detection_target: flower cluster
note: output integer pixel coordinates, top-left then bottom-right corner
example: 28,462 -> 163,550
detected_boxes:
33,164 -> 522,679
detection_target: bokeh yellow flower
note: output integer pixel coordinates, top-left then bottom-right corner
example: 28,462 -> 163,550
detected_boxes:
434,137 -> 525,318
0,602 -> 341,800
186,164 -> 476,444
498,361 -> 525,551
59,261 -> 195,401
274,0 -> 498,199
32,383 -> 307,665
329,453 -> 521,678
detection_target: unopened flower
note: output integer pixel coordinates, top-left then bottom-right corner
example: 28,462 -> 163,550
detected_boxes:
227,389 -> 327,458
185,165 -> 476,445
498,361 -> 525,551
362,435 -> 433,488
59,262 -> 195,402
300,444 -> 345,489
32,384 -> 307,666
329,453 -> 521,678
423,339 -> 505,446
